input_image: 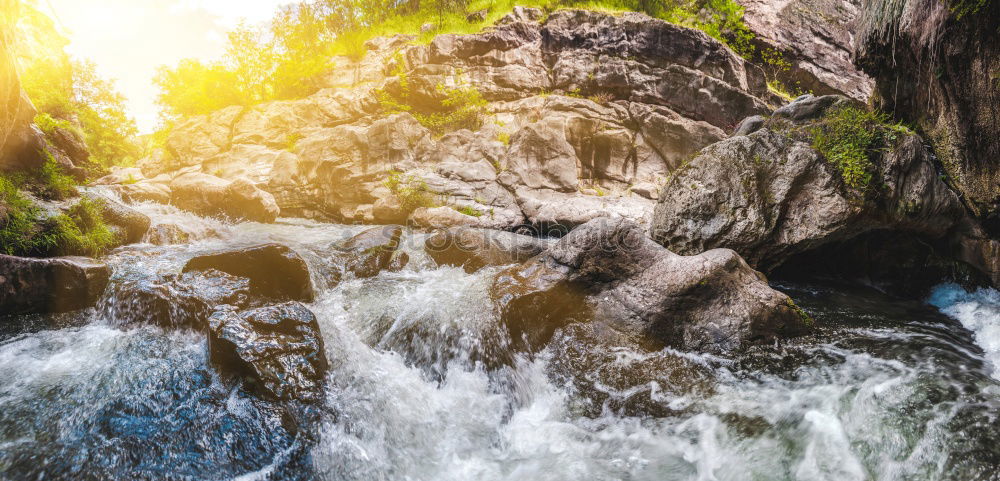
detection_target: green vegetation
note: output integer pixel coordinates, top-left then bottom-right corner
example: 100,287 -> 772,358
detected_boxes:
810,106 -> 910,194
786,299 -> 814,327
0,178 -> 114,257
377,55 -> 489,135
15,4 -> 140,169
453,205 -> 484,217
383,170 -> 439,211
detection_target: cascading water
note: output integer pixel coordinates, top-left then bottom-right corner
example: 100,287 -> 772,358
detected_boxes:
1,197 -> 1000,480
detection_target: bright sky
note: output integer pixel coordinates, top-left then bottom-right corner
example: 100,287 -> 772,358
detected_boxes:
39,0 -> 290,133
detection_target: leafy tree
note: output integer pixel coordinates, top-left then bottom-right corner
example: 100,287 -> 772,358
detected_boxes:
154,59 -> 243,120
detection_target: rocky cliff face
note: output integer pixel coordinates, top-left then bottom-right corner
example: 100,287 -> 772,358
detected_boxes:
149,10 -> 776,231
856,0 -> 1000,229
737,0 -> 874,100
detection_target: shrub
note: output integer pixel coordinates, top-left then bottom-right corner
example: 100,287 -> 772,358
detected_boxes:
811,106 -> 909,194
0,179 -> 114,257
377,55 -> 489,135
383,170 -> 438,211
35,151 -> 79,200
453,205 -> 483,217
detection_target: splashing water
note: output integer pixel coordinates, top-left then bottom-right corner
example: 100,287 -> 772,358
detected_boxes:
930,284 -> 1000,379
2,204 -> 1000,480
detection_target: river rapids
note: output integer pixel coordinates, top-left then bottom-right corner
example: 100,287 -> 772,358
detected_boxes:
1,194 -> 999,481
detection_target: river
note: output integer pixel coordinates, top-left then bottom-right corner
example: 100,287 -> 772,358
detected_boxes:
1,195 -> 998,481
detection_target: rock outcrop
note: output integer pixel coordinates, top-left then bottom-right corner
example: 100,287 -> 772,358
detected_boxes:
0,255 -> 110,314
650,96 -> 965,273
492,218 -> 809,353
141,10 -> 774,230
183,244 -> 315,302
170,173 -> 280,223
425,227 -> 554,272
736,0 -> 874,100
856,0 -> 1000,226
208,302 -> 329,401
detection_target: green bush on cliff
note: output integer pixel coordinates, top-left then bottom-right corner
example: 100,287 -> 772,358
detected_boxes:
811,106 -> 910,194
383,170 -> 438,211
377,55 -> 489,135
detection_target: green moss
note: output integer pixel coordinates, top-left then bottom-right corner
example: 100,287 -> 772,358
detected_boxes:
497,131 -> 511,145
810,106 -> 909,194
786,298 -> 814,327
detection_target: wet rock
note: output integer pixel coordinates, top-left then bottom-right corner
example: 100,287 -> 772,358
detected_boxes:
492,218 -> 809,353
183,244 -> 314,302
170,173 -> 280,223
145,223 -> 190,245
0,255 -> 110,315
102,270 -> 251,330
114,181 -> 172,204
207,302 -> 328,401
94,195 -> 151,245
330,225 -> 405,280
425,227 -> 554,273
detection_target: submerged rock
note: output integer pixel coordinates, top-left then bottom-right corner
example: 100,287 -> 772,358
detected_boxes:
207,302 -> 328,401
183,244 -> 314,302
0,255 -> 110,315
492,218 -> 810,353
329,225 -> 406,280
102,270 -> 252,330
425,227 -> 554,273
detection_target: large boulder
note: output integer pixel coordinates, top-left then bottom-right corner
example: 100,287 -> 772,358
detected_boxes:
492,218 -> 810,353
856,0 -> 1000,224
0,255 -> 110,315
425,227 -> 554,272
208,302 -> 329,402
170,173 -> 280,223
650,99 -> 965,272
183,244 -> 314,302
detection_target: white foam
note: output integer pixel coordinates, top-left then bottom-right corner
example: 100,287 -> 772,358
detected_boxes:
929,283 -> 1000,379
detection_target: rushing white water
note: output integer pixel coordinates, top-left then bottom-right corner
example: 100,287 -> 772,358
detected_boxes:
2,201 -> 1000,480
930,284 -> 1000,380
